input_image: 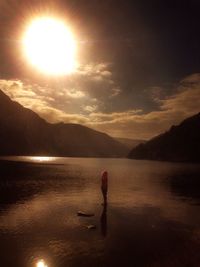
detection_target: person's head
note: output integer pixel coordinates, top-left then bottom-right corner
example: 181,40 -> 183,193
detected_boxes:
101,170 -> 108,179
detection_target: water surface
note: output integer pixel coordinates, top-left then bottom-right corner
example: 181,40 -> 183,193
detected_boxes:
0,157 -> 200,267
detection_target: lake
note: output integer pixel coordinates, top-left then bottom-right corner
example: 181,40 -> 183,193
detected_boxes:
0,156 -> 200,267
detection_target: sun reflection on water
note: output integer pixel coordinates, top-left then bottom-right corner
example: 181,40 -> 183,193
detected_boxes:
36,259 -> 48,267
30,156 -> 54,162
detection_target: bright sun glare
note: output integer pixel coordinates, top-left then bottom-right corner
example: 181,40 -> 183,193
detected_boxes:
22,17 -> 77,75
36,260 -> 48,267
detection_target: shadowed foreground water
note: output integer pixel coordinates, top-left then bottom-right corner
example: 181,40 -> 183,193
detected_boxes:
0,157 -> 200,267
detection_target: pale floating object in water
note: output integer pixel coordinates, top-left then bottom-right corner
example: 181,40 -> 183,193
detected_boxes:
77,211 -> 94,217
86,224 -> 96,230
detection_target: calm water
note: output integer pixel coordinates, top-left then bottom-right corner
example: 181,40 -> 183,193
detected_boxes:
0,157 -> 200,267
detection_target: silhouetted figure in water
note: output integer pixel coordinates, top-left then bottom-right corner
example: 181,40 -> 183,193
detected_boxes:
101,171 -> 108,205
100,203 -> 107,237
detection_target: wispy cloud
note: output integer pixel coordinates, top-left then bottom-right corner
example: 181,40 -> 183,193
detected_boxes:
89,73 -> 200,139
0,72 -> 200,139
0,62 -> 120,113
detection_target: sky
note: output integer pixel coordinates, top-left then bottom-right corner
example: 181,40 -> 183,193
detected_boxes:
0,0 -> 200,139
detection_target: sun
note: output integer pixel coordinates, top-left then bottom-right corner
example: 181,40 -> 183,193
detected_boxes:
22,17 -> 77,75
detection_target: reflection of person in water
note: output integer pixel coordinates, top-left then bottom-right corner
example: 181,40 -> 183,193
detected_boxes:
101,171 -> 108,205
100,203 -> 107,237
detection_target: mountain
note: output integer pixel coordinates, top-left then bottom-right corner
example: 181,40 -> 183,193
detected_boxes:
128,113 -> 200,162
115,138 -> 146,150
0,90 -> 128,157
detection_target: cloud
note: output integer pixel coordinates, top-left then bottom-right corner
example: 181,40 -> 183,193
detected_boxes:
0,62 -> 120,113
88,73 -> 200,139
66,89 -> 85,98
0,72 -> 200,140
83,105 -> 98,112
36,106 -> 89,124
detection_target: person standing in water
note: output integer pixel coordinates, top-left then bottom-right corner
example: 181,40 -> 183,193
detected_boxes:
100,202 -> 107,236
101,171 -> 108,205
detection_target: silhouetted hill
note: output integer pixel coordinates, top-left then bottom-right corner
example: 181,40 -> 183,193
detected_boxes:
0,90 -> 127,157
115,138 -> 146,149
128,113 -> 200,162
